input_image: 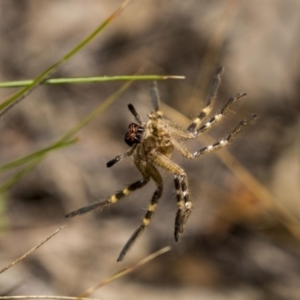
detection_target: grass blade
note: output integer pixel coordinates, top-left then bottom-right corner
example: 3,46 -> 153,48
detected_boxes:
59,80 -> 133,143
0,297 -> 99,300
0,79 -> 132,193
0,75 -> 185,88
79,246 -> 171,297
0,158 -> 43,193
0,138 -> 77,173
0,225 -> 66,274
0,0 -> 132,119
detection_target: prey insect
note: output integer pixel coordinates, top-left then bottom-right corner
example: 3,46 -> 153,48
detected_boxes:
66,67 -> 257,261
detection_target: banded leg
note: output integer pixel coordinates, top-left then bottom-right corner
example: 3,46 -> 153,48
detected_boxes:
65,177 -> 149,218
117,163 -> 163,261
191,93 -> 247,137
66,158 -> 150,218
150,81 -> 163,118
106,144 -> 137,168
174,173 -> 192,241
193,114 -> 257,158
149,152 -> 193,240
187,66 -> 224,133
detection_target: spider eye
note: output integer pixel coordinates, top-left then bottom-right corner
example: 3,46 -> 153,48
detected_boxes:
125,123 -> 144,146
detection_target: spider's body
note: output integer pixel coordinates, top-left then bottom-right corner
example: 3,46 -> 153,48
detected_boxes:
141,113 -> 174,158
66,67 -> 257,261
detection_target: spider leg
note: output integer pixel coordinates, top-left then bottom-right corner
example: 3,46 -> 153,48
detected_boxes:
187,66 -> 224,133
171,137 -> 194,159
173,174 -> 192,241
166,121 -> 194,140
117,163 -> 163,261
106,144 -> 137,168
65,177 -> 149,218
128,103 -> 143,124
149,152 -> 192,241
167,92 -> 248,142
150,81 -> 163,118
66,157 -> 150,218
193,113 -> 257,158
191,93 -> 247,138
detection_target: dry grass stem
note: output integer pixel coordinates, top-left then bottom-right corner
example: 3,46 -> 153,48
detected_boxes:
0,297 -> 99,300
0,225 -> 66,274
78,246 -> 171,298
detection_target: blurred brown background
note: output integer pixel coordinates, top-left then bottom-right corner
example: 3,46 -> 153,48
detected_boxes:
0,1 -> 300,299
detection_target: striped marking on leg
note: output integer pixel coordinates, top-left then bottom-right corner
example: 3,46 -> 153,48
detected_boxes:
174,174 -> 192,241
143,187 -> 162,226
193,114 -> 257,158
193,139 -> 228,157
66,178 -> 148,218
174,175 -> 183,207
180,175 -> 193,217
174,175 -> 184,241
195,113 -> 222,135
187,105 -> 211,133
187,66 -> 224,133
192,93 -> 247,137
181,175 -> 190,214
117,185 -> 163,262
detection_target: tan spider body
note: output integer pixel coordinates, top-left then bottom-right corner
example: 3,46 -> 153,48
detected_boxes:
66,67 -> 257,261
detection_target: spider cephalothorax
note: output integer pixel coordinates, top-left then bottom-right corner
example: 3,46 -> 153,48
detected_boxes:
66,67 -> 257,261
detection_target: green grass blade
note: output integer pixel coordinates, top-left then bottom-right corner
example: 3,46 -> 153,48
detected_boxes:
0,192 -> 8,228
0,158 -> 42,194
59,80 -> 133,143
0,75 -> 185,88
0,0 -> 132,118
0,139 -> 77,173
0,79 -> 132,193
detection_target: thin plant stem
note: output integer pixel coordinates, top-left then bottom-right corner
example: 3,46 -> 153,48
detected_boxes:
0,139 -> 77,173
0,225 -> 66,274
0,75 -> 185,88
0,0 -> 132,119
79,246 -> 171,297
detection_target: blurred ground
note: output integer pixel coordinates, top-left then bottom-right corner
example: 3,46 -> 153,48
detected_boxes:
0,1 -> 300,299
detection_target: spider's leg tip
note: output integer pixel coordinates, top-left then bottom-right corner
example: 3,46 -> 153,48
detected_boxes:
117,253 -> 124,262
65,212 -> 75,218
235,92 -> 247,99
217,66 -> 224,74
106,159 -> 116,168
247,113 -> 258,122
174,232 -> 181,242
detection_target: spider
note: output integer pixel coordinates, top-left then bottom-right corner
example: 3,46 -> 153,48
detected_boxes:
66,67 -> 257,262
